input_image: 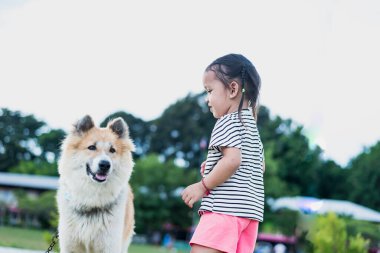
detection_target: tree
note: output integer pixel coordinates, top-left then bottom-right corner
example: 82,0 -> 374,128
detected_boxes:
308,212 -> 347,253
307,213 -> 368,253
262,143 -> 292,198
37,129 -> 66,162
15,189 -> 57,228
257,107 -> 325,198
262,209 -> 299,236
256,105 -> 283,142
347,141 -> 380,210
100,111 -> 151,158
9,160 -> 58,176
314,160 -> 348,200
150,93 -> 215,168
345,219 -> 380,248
347,234 -> 370,253
130,154 -> 198,235
0,108 -> 45,172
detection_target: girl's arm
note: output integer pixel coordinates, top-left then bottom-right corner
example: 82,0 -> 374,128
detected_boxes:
181,147 -> 241,208
202,147 -> 241,189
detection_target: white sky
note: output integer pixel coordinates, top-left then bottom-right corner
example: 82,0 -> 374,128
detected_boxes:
0,0 -> 379,166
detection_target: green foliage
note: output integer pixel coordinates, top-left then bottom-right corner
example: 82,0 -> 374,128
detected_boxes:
308,213 -> 347,253
275,126 -> 322,196
149,93 -> 215,168
44,206 -> 59,251
3,94 -> 380,244
9,160 -> 58,176
347,141 -> 380,210
262,209 -> 299,235
100,111 -> 151,157
43,230 -> 59,252
345,218 -> 380,245
314,160 -> 347,199
307,213 -> 369,253
0,108 -> 45,171
347,234 -> 369,253
37,129 -> 66,162
15,190 -> 57,228
0,108 -> 65,173
263,143 -> 294,198
257,106 -> 326,198
130,154 -> 198,234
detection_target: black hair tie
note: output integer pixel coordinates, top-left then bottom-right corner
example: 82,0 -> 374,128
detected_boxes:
241,66 -> 246,79
241,66 -> 246,93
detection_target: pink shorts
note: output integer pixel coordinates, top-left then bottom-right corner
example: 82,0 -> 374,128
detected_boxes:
190,212 -> 259,253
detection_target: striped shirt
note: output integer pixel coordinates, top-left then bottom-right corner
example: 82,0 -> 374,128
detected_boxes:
199,108 -> 265,222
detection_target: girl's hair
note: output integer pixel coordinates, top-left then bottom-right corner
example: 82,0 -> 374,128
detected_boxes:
205,53 -> 261,121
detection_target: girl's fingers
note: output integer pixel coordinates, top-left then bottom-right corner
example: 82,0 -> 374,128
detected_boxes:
182,194 -> 192,206
186,197 -> 193,208
182,186 -> 198,208
200,161 -> 206,176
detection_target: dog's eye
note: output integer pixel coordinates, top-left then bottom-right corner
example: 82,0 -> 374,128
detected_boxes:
109,147 -> 116,153
88,145 -> 96,151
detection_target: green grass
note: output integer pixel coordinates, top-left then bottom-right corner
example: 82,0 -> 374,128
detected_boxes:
0,226 -> 185,253
0,226 -> 47,249
130,244 -> 179,253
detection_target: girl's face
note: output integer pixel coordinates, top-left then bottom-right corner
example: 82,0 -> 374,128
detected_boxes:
203,70 -> 235,118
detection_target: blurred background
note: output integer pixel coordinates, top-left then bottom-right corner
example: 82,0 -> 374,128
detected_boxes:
0,0 -> 379,252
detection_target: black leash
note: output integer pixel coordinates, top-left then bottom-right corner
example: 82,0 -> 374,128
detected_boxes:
45,230 -> 59,253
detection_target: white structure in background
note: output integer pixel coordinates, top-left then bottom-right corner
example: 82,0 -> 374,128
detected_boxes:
0,172 -> 58,190
0,172 -> 59,226
0,172 -> 58,205
269,196 -> 380,223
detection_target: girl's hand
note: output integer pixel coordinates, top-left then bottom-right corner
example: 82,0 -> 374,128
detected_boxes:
181,182 -> 205,208
200,161 -> 206,176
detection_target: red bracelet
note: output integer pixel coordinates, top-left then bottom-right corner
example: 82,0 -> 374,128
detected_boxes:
201,178 -> 211,196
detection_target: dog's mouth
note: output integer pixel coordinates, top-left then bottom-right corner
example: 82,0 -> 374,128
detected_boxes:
86,164 -> 108,183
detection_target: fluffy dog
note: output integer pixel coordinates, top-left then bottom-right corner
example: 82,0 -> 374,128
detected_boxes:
57,115 -> 135,253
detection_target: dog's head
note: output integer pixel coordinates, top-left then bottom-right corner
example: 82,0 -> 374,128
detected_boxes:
58,115 -> 135,184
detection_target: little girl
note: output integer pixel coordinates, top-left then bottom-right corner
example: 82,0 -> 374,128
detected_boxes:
182,53 -> 265,253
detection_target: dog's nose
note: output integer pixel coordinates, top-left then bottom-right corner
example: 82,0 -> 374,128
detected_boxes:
98,160 -> 111,173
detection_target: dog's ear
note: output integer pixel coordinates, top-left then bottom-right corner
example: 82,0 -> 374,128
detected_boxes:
107,117 -> 129,138
73,115 -> 94,135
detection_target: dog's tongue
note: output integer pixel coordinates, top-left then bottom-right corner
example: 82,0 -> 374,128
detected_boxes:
95,174 -> 107,181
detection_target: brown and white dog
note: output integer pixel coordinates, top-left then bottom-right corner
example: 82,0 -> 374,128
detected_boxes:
56,115 -> 135,253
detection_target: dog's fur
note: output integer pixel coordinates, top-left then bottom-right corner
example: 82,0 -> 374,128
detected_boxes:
57,115 -> 135,253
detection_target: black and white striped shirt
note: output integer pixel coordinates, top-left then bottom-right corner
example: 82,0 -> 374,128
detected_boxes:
199,108 -> 265,222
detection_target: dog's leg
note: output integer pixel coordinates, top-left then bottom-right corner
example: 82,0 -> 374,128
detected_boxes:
92,236 -> 122,253
58,237 -> 77,253
122,186 -> 135,253
58,216 -> 86,253
57,219 -> 70,253
59,232 -> 83,253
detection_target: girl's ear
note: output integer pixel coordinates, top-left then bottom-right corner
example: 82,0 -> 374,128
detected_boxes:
228,81 -> 239,98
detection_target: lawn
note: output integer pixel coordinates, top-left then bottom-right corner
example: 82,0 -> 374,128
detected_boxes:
0,225 -> 47,250
0,226 -> 187,253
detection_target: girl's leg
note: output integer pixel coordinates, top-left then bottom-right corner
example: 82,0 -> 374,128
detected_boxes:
236,220 -> 259,253
189,212 -> 239,253
191,244 -> 224,253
